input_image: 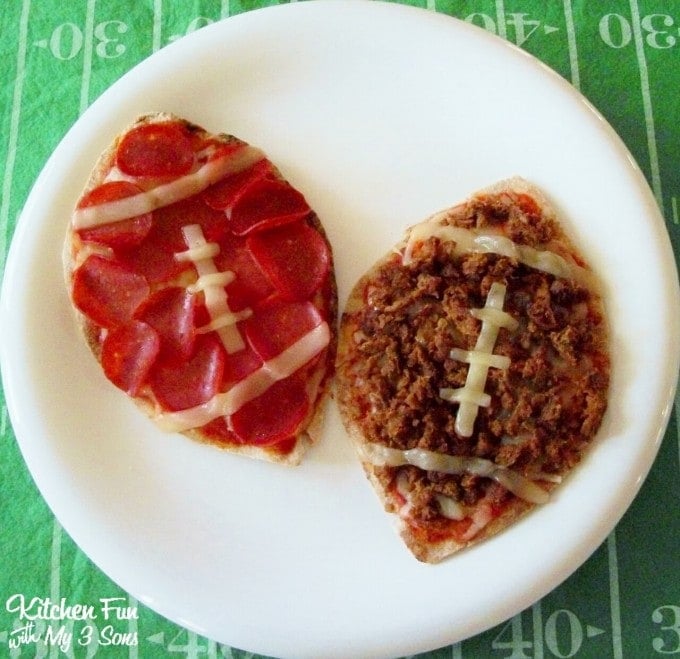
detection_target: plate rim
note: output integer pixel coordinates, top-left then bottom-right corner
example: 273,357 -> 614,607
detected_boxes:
2,2 -> 679,657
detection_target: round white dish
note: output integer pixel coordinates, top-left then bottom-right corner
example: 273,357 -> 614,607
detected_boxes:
2,2 -> 679,658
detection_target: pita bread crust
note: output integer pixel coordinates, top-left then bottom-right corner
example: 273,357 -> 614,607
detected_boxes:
64,112 -> 336,466
336,177 -> 607,561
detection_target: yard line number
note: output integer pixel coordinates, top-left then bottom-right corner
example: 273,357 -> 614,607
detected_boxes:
35,16 -> 215,60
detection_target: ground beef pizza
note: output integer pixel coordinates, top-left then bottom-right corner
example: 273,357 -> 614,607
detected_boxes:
336,178 -> 609,562
64,113 -> 336,465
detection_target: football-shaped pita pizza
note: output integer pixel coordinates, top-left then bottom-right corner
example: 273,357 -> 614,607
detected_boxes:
64,113 -> 336,465
336,178 -> 609,562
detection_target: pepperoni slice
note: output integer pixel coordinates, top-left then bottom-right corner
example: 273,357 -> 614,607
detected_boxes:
230,372 -> 310,446
101,321 -> 160,396
72,255 -> 150,328
247,221 -> 330,302
203,159 -> 274,211
117,196 -> 225,284
229,178 -> 311,236
200,417 -> 240,445
155,194 -> 230,244
76,180 -> 142,208
116,121 -> 195,178
214,233 -> 274,311
77,181 -> 153,249
135,287 -> 196,360
222,343 -> 262,387
148,334 -> 225,412
201,416 -> 299,452
78,215 -> 153,250
116,237 -> 190,285
193,137 -> 243,162
245,300 -> 323,361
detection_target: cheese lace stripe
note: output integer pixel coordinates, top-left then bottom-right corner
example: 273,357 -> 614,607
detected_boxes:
176,224 -> 249,354
362,443 -> 549,505
155,322 -> 330,432
440,282 -> 517,437
188,272 -> 235,293
72,145 -> 265,229
196,309 -> 253,334
175,242 -> 220,262
449,348 -> 510,370
441,388 -> 491,407
402,222 -> 589,284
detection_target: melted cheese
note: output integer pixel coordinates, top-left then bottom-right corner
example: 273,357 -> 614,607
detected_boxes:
394,457 -> 490,533
361,443 -> 549,505
397,470 -> 465,523
440,388 -> 491,407
443,282 -> 513,437
178,224 -> 247,354
72,145 -> 265,229
155,322 -> 330,432
470,307 -> 518,330
175,242 -> 220,262
196,308 -> 253,334
449,348 -> 510,370
402,221 -> 588,284
461,501 -> 494,540
395,470 -> 413,518
434,494 -> 465,521
188,272 -> 235,293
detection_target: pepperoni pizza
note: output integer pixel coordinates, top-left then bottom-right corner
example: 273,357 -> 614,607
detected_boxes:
335,178 -> 610,561
65,113 -> 336,465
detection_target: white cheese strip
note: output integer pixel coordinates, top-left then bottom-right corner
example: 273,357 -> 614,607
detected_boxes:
188,272 -> 235,293
470,307 -> 519,330
361,443 -> 549,505
434,494 -> 465,521
402,221 -> 587,283
440,387 -> 491,407
155,322 -> 330,432
449,348 -> 510,370
447,282 -> 513,437
196,308 -> 253,334
72,145 -> 265,229
179,224 -> 247,354
175,242 -> 220,262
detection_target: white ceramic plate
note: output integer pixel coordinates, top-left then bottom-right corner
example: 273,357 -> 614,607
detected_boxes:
2,3 -> 679,658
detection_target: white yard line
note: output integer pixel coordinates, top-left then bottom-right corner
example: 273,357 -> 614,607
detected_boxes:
49,520 -> 63,659
494,0 -> 507,40
79,0 -> 97,115
532,599 -> 544,659
0,0 -> 31,272
0,404 -> 8,438
153,0 -> 163,52
607,530 -> 624,659
127,595 -> 139,659
629,0 -> 663,208
562,0 -> 580,90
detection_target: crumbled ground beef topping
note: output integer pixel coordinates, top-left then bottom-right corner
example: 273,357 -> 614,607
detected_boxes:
339,193 -> 609,519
